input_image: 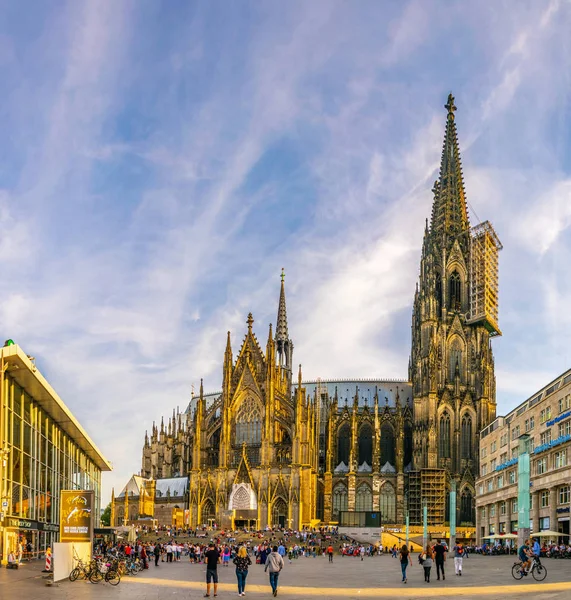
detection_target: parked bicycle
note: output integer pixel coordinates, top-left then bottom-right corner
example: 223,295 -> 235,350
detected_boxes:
512,556 -> 547,581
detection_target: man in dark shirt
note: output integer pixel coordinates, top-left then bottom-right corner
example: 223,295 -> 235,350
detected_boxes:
204,543 -> 221,597
433,540 -> 447,580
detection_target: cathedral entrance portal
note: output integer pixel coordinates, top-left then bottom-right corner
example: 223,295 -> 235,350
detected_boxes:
229,483 -> 258,529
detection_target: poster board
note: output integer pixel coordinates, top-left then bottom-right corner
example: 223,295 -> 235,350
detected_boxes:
59,490 -> 95,543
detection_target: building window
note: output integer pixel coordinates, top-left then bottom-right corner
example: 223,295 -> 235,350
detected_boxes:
355,484 -> 373,511
529,416 -> 535,430
541,491 -> 549,508
539,516 -> 550,530
490,459 -> 497,470
540,430 -> 552,445
481,463 -> 488,476
559,486 -> 570,505
559,395 -> 570,413
235,397 -> 262,445
530,494 -> 533,510
525,419 -> 530,432
332,483 -> 348,517
500,433 -> 508,447
439,412 -> 451,459
554,450 -> 567,469
499,522 -> 506,533
380,484 -> 396,523
449,271 -> 462,310
478,484 -> 484,496
536,458 -> 547,475
540,407 -> 552,424
512,447 -> 519,459
508,470 -> 516,485
498,475 -> 504,489
487,479 -> 494,493
490,504 -> 496,517
481,447 -> 487,459
528,437 -> 535,452
489,524 -> 496,535
337,423 -> 351,466
512,499 -> 518,513
480,507 -> 486,520
559,420 -> 571,437
461,415 -> 472,459
511,426 -> 520,440
500,452 -> 508,463
460,490 -> 474,524
491,440 -> 497,453
500,501 -> 506,515
380,423 -> 396,467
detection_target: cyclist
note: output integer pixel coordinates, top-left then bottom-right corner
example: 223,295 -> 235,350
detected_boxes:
518,539 -> 532,575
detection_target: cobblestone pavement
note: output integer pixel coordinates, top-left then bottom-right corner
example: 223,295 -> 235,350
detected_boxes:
1,554 -> 571,600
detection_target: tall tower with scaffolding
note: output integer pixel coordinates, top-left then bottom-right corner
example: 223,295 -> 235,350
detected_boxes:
409,94 -> 501,526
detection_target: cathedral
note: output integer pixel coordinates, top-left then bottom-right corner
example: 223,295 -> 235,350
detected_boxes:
133,95 -> 502,531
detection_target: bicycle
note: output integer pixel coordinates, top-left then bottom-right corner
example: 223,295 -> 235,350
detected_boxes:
512,556 -> 547,581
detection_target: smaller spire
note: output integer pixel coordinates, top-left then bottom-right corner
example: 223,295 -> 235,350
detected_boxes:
160,417 -> 164,433
298,363 -> 302,387
200,378 -> 204,398
247,312 -> 254,333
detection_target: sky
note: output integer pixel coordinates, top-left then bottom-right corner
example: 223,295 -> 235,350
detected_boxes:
1,0 -> 571,503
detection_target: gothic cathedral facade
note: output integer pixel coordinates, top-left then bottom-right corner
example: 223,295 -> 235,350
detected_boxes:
140,95 -> 500,530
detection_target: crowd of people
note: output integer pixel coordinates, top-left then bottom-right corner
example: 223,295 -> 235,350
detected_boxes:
397,540 -> 467,584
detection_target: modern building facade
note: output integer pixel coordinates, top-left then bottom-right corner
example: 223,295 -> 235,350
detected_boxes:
139,95 -> 502,531
475,368 -> 571,545
0,342 -> 111,562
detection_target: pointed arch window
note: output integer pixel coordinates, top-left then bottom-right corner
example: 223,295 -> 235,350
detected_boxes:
461,415 -> 472,459
449,271 -> 461,310
449,338 -> 464,382
355,484 -> 373,511
380,423 -> 395,467
337,423 -> 350,466
380,484 -> 396,524
439,412 -> 451,459
358,424 -> 373,466
332,483 -> 348,517
459,489 -> 474,524
235,397 -> 262,445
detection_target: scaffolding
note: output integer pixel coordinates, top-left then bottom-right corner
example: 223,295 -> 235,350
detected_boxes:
407,471 -> 422,526
467,220 -> 502,337
421,468 -> 447,525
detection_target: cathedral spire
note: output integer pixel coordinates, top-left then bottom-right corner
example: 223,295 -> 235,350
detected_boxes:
430,93 -> 470,246
275,268 -> 292,371
276,268 -> 289,343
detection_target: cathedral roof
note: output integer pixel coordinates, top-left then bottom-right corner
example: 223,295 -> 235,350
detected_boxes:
155,476 -> 189,498
117,475 -> 149,498
301,379 -> 412,408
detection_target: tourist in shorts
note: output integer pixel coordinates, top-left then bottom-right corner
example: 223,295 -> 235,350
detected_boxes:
204,543 -> 221,597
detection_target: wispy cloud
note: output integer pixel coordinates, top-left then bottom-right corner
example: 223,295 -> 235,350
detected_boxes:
0,0 -> 570,499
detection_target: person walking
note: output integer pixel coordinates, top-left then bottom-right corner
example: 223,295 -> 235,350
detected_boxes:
398,544 -> 412,584
265,545 -> 284,597
233,546 -> 252,597
433,540 -> 447,580
422,545 -> 434,583
327,544 -> 334,563
204,543 -> 221,598
453,542 -> 464,576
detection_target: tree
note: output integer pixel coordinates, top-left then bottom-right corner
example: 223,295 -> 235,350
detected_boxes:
101,502 -> 112,527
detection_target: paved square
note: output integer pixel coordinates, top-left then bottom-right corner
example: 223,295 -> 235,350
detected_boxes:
1,553 -> 571,600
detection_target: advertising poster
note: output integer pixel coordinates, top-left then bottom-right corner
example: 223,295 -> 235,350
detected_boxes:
59,490 -> 94,542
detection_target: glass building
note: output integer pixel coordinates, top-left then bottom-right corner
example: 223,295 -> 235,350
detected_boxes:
0,342 -> 111,563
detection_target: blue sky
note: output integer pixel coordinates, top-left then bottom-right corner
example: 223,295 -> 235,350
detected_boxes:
1,0 -> 571,502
